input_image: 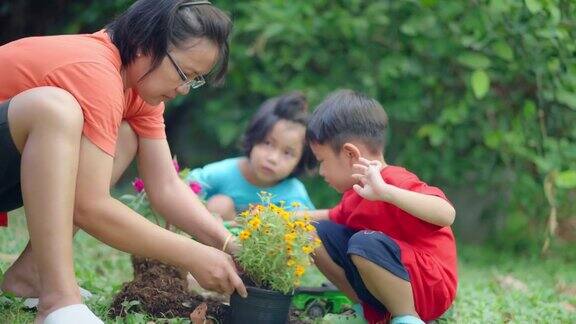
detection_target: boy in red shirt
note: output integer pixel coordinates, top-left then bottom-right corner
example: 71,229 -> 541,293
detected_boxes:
306,90 -> 458,324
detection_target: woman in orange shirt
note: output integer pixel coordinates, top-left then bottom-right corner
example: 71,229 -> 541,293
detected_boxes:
0,1 -> 246,322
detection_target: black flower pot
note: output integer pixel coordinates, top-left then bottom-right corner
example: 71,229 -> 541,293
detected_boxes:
229,286 -> 293,324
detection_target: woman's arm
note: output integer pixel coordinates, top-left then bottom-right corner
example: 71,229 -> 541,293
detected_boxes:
136,138 -> 236,252
73,137 -> 245,296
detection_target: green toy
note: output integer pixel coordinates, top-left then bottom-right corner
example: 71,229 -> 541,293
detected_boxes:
292,284 -> 354,318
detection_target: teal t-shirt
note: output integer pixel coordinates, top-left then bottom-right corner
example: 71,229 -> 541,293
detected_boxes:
186,157 -> 314,212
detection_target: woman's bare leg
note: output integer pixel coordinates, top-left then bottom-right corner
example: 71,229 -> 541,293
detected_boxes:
2,87 -> 84,321
1,122 -> 138,298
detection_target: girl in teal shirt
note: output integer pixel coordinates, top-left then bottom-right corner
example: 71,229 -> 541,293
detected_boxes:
187,92 -> 315,220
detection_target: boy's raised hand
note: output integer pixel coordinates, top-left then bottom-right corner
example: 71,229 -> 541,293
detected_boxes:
352,158 -> 391,201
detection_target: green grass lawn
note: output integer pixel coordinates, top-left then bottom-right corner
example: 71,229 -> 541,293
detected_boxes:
1,209 -> 575,323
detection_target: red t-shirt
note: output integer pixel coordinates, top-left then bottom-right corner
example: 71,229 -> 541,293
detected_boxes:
329,166 -> 458,323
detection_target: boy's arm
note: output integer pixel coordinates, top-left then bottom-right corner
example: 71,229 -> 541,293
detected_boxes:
295,209 -> 330,222
376,186 -> 455,227
353,158 -> 455,227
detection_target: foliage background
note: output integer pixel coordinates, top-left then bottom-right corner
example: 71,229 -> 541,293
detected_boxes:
1,0 -> 574,255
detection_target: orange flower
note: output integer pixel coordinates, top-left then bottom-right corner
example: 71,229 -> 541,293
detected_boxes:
295,265 -> 305,277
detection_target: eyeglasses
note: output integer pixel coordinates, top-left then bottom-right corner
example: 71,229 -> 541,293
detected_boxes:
166,52 -> 206,89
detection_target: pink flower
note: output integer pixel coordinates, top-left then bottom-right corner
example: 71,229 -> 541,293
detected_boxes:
173,157 -> 180,173
132,177 -> 145,193
190,181 -> 202,194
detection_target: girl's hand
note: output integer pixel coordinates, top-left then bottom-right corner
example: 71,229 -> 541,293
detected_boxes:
352,158 -> 393,202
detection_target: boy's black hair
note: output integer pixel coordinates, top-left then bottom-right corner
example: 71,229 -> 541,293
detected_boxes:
106,0 -> 232,85
242,92 -> 316,178
306,89 -> 388,154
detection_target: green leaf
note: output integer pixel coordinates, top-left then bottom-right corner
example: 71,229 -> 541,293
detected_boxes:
457,52 -> 491,69
556,170 -> 576,189
524,0 -> 542,14
471,70 -> 490,99
556,89 -> 576,110
492,41 -> 514,61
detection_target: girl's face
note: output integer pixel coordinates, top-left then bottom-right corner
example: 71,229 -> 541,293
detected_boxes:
125,37 -> 219,106
248,120 -> 305,187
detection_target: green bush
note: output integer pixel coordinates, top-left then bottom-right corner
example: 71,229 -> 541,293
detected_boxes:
10,0 -> 574,252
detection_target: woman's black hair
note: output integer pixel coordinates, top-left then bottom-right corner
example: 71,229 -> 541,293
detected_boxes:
306,89 -> 389,154
242,92 -> 316,178
106,0 -> 232,84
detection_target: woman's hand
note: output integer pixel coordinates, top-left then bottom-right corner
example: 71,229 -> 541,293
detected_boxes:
190,244 -> 247,298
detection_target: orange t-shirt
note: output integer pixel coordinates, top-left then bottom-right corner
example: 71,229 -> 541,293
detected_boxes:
0,30 -> 166,156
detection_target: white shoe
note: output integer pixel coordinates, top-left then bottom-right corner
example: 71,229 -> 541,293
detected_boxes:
44,304 -> 103,324
24,287 -> 92,309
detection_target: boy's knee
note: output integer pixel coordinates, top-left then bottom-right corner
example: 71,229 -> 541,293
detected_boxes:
313,219 -> 337,238
349,230 -> 382,247
348,230 -> 399,258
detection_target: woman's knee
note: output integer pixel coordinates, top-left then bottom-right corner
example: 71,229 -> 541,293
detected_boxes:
8,87 -> 84,148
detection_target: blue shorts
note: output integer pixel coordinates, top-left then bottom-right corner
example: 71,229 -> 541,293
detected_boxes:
314,220 -> 410,314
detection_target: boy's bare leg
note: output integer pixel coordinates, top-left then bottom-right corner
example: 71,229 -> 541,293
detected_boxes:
206,195 -> 236,221
1,121 -> 137,298
350,255 -> 418,317
312,244 -> 360,303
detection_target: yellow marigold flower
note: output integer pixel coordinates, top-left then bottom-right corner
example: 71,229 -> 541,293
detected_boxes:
248,217 -> 261,230
239,230 -> 251,241
284,232 -> 296,243
313,237 -> 322,248
305,224 -> 315,232
294,221 -> 305,228
286,259 -> 295,267
291,201 -> 301,208
286,245 -> 293,253
302,245 -> 314,254
295,265 -> 305,277
240,210 -> 250,218
280,211 -> 290,221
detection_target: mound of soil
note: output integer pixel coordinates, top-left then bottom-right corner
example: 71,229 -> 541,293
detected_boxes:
109,255 -> 229,320
109,256 -> 310,323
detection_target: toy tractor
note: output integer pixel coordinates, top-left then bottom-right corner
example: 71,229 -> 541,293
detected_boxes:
292,283 -> 354,319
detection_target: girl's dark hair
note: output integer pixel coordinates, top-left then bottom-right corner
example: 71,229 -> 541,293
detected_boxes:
106,0 -> 232,84
306,89 -> 389,154
242,92 -> 316,178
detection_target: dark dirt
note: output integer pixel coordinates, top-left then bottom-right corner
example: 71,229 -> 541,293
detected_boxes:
109,256 -> 312,323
